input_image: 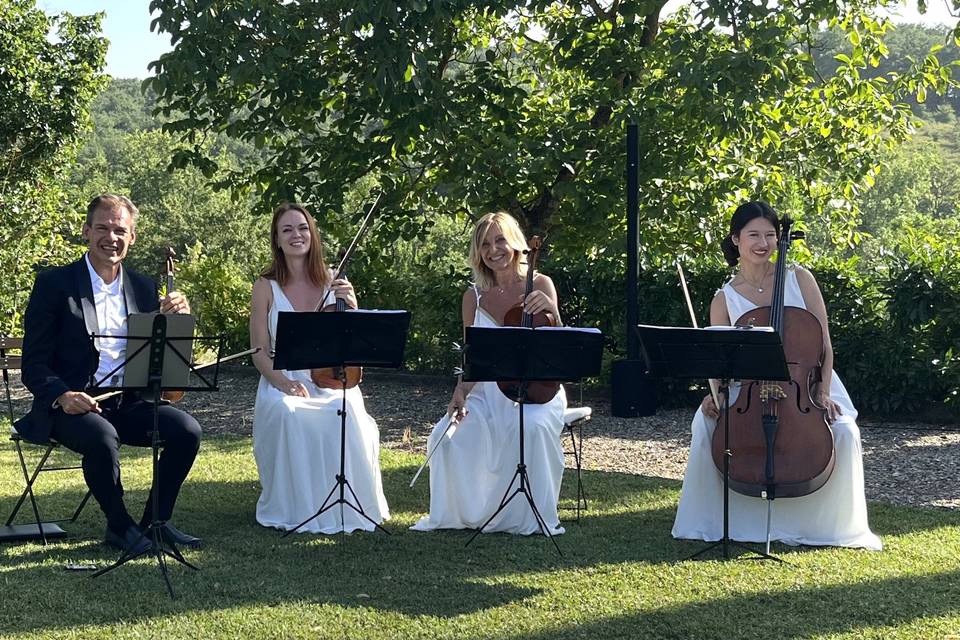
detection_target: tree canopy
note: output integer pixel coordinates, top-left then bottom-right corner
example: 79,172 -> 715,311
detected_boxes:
146,0 -> 954,266
0,0 -> 106,332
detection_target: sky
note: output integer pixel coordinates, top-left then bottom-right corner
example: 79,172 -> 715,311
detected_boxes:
40,0 -> 959,80
39,0 -> 170,79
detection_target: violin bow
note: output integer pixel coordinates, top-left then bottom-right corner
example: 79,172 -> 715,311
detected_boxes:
675,259 -> 721,409
89,347 -> 261,403
409,412 -> 460,488
316,191 -> 384,310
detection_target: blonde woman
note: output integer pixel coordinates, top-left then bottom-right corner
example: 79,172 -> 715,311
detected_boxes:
411,212 -> 568,535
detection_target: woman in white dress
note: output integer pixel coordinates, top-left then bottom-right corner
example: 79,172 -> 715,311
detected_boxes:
412,212 -> 568,535
672,201 -> 881,550
249,202 -> 389,534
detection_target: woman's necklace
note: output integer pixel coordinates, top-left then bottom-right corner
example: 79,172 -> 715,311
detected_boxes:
494,277 -> 522,295
739,262 -> 771,293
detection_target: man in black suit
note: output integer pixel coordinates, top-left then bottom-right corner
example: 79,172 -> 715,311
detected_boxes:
16,194 -> 202,554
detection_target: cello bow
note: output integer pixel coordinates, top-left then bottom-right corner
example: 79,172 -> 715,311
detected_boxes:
675,259 -> 721,410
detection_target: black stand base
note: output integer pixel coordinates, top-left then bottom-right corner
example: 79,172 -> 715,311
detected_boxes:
686,537 -> 782,562
465,462 -> 563,556
282,474 -> 390,537
0,522 -> 67,543
685,386 -> 783,564
85,314 -> 207,598
282,390 -> 389,538
92,522 -> 198,598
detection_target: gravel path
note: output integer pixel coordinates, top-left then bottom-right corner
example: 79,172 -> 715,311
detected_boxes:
12,367 -> 958,510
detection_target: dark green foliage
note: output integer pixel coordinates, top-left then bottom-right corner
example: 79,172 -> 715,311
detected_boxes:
346,214 -> 473,373
143,0 -> 952,262
0,0 -> 107,334
813,23 -> 960,118
9,3 -> 957,419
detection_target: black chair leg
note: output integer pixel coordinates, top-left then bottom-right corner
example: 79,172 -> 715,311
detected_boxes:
70,490 -> 93,523
3,438 -> 73,544
8,439 -> 55,544
565,421 -> 587,523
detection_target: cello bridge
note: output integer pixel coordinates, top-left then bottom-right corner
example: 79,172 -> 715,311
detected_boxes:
759,383 -> 787,402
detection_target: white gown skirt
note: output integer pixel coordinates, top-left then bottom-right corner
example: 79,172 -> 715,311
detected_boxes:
411,382 -> 567,535
253,377 -> 390,534
672,377 -> 881,550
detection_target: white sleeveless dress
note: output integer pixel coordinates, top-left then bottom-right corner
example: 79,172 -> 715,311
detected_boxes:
411,287 -> 568,535
252,280 -> 389,533
671,268 -> 882,550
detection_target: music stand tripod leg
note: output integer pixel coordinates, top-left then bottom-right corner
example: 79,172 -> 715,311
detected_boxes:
465,399 -> 563,556
92,382 -> 199,598
282,380 -> 389,537
685,383 -> 783,563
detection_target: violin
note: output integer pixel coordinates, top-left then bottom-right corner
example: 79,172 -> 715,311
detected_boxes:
711,216 -> 836,499
309,193 -> 382,390
497,236 -> 560,404
309,258 -> 364,390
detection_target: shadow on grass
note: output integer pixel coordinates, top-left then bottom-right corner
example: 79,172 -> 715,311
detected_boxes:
1,446 -> 959,636
0,462 -> 683,634
488,568 -> 960,640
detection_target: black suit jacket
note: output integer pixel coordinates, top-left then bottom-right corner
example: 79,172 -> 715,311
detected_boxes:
15,256 -> 160,443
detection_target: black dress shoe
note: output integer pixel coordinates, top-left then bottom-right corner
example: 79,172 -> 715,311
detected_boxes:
104,525 -> 152,556
159,523 -> 202,548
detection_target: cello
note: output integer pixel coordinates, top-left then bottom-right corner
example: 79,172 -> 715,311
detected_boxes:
497,236 -> 560,404
710,215 -> 836,500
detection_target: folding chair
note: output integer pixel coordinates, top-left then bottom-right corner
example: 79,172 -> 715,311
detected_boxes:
1,336 -> 92,544
561,393 -> 592,523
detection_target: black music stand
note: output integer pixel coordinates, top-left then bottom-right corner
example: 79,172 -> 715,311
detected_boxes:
636,324 -> 789,562
273,309 -> 410,536
462,326 -> 603,555
88,314 -> 224,598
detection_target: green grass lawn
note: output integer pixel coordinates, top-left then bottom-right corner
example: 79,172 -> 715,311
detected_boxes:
1,435 -> 959,639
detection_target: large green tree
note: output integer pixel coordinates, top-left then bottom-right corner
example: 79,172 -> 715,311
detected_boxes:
0,0 -> 106,332
146,1 -> 952,263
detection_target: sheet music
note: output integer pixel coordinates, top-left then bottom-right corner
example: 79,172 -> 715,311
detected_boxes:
705,325 -> 774,332
474,325 -> 601,334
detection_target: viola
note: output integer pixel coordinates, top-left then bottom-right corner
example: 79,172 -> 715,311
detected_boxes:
161,247 -> 186,403
497,236 -> 560,404
309,255 -> 364,390
710,216 -> 836,499
309,193 -> 382,390
155,248 -> 259,402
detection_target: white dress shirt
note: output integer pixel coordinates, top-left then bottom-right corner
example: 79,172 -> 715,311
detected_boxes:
85,253 -> 128,386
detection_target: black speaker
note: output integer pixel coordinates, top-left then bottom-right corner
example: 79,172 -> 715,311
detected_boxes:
610,359 -> 656,417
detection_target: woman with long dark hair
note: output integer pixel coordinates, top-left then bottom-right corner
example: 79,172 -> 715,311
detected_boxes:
672,201 -> 880,549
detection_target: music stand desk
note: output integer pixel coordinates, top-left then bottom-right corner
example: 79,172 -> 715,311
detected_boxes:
461,325 -> 603,555
273,309 -> 410,536
636,324 -> 789,562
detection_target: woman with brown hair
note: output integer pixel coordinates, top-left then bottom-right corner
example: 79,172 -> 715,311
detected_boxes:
249,202 -> 388,533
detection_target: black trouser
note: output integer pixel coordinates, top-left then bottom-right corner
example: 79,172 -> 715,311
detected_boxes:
50,394 -> 202,533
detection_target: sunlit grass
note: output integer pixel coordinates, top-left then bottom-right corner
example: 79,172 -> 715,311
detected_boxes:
1,435 -> 958,639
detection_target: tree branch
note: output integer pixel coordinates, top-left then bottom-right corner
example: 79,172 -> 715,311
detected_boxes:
586,0 -> 606,18
640,3 -> 665,48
